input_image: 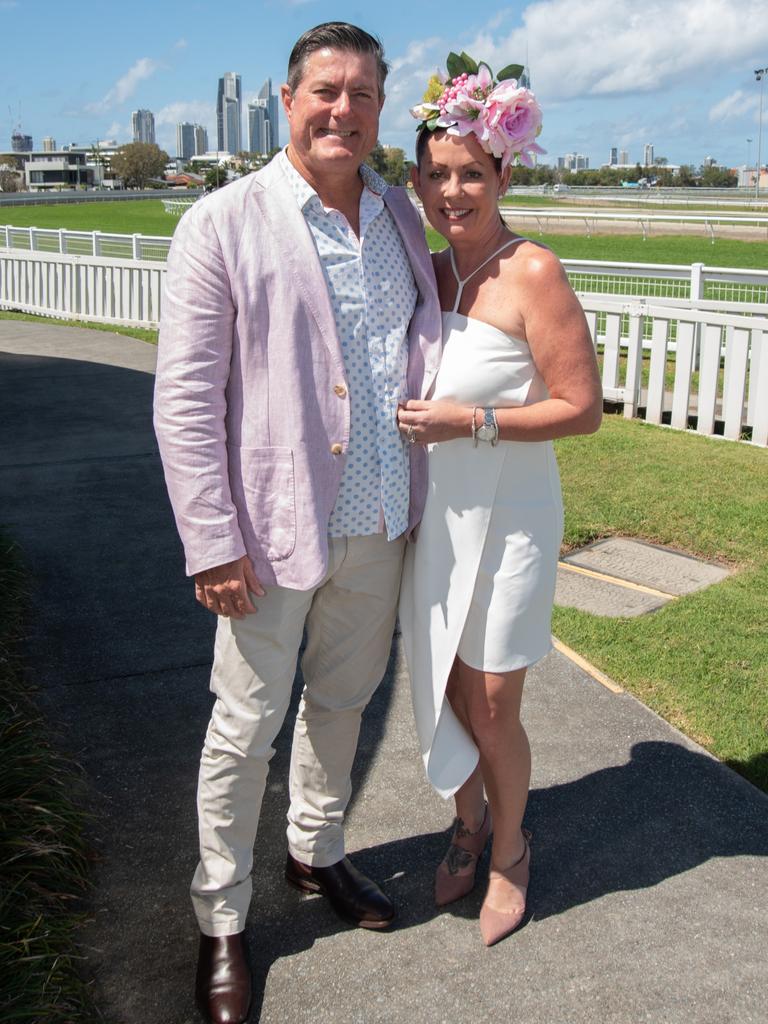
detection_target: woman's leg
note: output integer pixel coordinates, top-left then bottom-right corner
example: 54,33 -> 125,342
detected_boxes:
452,659 -> 529,870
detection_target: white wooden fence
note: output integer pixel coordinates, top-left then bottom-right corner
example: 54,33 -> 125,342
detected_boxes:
502,207 -> 768,241
0,249 -> 164,327
0,224 -> 171,261
1,245 -> 766,447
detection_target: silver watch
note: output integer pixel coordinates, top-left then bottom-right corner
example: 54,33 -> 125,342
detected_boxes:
474,407 -> 498,446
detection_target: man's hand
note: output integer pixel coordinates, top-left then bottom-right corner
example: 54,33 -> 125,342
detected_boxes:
194,556 -> 265,619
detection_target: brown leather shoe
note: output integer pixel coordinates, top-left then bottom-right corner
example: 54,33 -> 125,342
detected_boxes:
285,854 -> 395,929
195,932 -> 252,1024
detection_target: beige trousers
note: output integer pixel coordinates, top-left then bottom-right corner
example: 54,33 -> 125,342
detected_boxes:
191,532 -> 406,937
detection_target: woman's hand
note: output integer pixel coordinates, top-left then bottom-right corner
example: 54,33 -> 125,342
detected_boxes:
398,399 -> 473,446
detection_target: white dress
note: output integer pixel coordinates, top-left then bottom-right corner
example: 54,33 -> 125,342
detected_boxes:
399,239 -> 564,799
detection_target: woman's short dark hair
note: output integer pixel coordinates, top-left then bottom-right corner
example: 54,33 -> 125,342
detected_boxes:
287,22 -> 389,97
416,125 -> 503,174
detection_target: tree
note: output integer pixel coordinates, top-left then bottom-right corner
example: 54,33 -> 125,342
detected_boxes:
109,142 -> 169,188
366,143 -> 408,185
0,153 -> 22,192
700,164 -> 737,188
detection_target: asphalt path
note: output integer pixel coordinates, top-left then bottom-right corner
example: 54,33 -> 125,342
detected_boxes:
1,318 -> 766,1024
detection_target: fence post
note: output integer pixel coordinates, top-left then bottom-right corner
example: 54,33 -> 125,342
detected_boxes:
622,302 -> 645,420
94,231 -> 102,257
132,234 -> 141,260
690,262 -> 705,371
58,228 -> 65,255
29,227 -> 37,252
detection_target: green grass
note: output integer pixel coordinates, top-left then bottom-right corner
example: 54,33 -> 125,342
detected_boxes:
553,414 -> 768,792
0,534 -> 103,1022
425,226 -> 768,269
0,199 -> 177,236
0,310 -> 158,345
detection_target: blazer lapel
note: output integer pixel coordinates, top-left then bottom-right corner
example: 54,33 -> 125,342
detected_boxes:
251,171 -> 346,377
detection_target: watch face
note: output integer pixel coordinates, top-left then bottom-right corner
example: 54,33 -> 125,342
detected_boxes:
477,425 -> 493,441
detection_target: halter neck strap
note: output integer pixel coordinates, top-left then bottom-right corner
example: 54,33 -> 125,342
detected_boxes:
449,237 -> 526,314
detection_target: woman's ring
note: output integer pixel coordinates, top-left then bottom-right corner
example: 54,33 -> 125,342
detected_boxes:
407,425 -> 416,445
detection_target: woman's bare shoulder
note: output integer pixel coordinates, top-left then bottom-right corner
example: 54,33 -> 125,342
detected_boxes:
508,238 -> 565,282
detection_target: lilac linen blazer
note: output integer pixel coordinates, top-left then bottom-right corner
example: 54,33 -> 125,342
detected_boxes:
153,156 -> 441,588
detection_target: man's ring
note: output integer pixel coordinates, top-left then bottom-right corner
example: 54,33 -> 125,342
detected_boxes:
407,425 -> 416,445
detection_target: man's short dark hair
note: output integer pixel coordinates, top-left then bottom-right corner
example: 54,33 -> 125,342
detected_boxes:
287,22 -> 389,97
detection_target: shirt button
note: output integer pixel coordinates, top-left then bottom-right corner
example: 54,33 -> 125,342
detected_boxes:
333,384 -> 347,398
330,443 -> 343,455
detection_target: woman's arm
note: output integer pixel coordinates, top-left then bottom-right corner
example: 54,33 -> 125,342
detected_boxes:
398,246 -> 602,444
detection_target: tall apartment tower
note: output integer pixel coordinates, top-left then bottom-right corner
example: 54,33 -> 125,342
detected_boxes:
609,146 -> 618,166
619,148 -> 629,165
41,136 -> 57,152
258,78 -> 279,151
194,124 -> 208,155
132,109 -> 156,144
177,122 -> 196,160
248,101 -> 269,155
643,143 -> 654,166
217,72 -> 242,154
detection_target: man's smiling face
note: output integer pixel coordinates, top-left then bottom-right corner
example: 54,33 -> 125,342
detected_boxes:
281,47 -> 383,185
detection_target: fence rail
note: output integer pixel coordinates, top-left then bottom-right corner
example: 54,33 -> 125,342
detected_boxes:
501,207 -> 768,240
1,247 -> 766,446
0,224 -> 171,261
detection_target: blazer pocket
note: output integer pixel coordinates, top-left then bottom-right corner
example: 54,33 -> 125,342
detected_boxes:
238,446 -> 297,561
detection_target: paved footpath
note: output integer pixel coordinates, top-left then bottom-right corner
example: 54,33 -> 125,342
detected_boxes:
1,319 -> 766,1024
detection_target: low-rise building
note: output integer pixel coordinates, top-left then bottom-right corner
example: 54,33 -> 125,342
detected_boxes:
23,150 -> 94,191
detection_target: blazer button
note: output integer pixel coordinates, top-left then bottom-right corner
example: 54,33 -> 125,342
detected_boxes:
333,384 -> 347,398
330,443 -> 343,455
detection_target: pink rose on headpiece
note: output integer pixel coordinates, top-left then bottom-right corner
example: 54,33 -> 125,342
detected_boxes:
482,80 -> 545,168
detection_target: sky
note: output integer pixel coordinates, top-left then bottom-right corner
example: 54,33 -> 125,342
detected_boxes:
2,0 -> 768,170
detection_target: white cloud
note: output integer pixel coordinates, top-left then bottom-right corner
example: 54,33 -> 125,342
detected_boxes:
405,0 -> 768,102
709,89 -> 760,123
174,38 -> 187,50
86,57 -> 163,113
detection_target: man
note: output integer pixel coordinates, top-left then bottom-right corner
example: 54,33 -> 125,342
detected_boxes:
154,22 -> 440,1024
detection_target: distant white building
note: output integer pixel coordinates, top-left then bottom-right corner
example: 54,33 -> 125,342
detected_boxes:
194,124 -> 208,155
132,109 -> 156,145
619,148 -> 629,165
41,136 -> 57,152
643,143 -> 654,166
23,150 -> 94,191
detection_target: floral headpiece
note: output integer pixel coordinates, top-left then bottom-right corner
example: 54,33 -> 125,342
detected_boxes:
410,51 -> 545,170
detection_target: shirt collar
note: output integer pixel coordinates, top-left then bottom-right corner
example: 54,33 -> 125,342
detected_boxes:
279,146 -> 388,212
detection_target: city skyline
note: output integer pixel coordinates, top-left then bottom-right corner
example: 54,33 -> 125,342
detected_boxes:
2,0 -> 767,171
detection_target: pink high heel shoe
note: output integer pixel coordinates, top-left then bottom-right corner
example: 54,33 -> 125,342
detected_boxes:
434,803 -> 491,907
479,831 -> 531,947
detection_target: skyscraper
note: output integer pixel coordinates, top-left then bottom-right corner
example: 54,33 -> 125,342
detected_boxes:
42,136 -> 57,152
619,148 -> 629,165
258,78 -> 279,152
177,122 -> 196,160
643,143 -> 654,166
132,109 -> 156,144
609,147 -> 618,166
194,124 -> 208,155
217,72 -> 242,154
248,102 -> 269,155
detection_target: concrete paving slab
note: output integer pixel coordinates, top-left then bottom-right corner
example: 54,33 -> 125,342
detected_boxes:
563,537 -> 731,596
555,565 -> 670,617
2,318 -> 767,1024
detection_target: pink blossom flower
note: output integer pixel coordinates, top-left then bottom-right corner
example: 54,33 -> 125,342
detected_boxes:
482,80 -> 545,168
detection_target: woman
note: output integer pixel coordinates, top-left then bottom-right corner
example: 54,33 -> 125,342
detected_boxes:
397,56 -> 602,947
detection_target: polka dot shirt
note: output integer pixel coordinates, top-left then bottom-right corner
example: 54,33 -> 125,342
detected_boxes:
280,149 -> 418,540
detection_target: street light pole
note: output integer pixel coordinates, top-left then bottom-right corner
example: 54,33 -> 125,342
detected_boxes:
755,67 -> 767,200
